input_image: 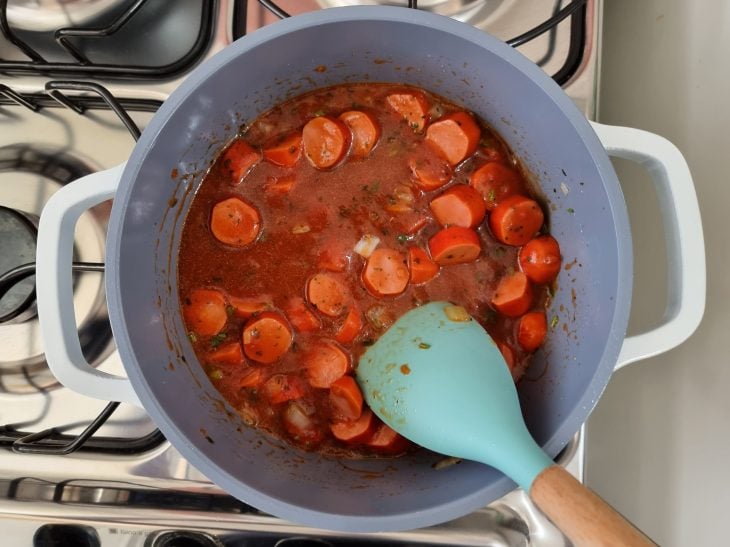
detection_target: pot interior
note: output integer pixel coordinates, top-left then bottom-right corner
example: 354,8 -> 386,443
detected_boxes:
107,7 -> 631,532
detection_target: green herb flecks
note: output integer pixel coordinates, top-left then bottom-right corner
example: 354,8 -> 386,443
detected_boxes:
396,234 -> 409,244
567,207 -> 575,214
210,333 -> 228,348
225,305 -> 235,317
418,342 -> 432,349
188,332 -> 198,343
550,315 -> 560,329
482,309 -> 497,324
479,135 -> 496,147
209,369 -> 223,380
362,181 -> 381,194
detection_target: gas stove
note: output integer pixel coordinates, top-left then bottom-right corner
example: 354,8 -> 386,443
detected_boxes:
0,1 -> 599,545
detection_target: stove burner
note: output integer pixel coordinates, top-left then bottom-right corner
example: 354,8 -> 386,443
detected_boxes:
0,206 -> 37,323
0,144 -> 113,392
149,530 -> 222,547
0,0 -> 216,78
33,524 -> 100,547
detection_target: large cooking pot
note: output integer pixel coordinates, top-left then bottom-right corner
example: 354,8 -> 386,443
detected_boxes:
35,7 -> 704,533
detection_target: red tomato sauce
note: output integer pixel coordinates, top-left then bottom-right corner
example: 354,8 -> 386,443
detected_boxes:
177,83 -> 559,458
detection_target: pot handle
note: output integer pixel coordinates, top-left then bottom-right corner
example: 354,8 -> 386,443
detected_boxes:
36,162 -> 142,407
591,122 -> 705,370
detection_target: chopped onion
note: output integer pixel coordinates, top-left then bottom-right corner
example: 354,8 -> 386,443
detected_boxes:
433,456 -> 463,470
354,234 -> 380,258
238,403 -> 258,426
560,182 -> 570,195
256,121 -> 275,138
366,305 -> 395,331
283,401 -> 313,431
428,103 -> 444,119
443,305 -> 471,322
291,224 -> 310,234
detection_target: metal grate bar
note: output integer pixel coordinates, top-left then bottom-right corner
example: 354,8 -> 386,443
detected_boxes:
44,81 -> 141,139
0,83 -> 39,111
11,402 -> 120,455
250,0 -> 588,85
0,424 -> 167,455
0,0 -> 45,62
0,83 -> 165,455
258,0 -> 291,19
506,0 -> 587,48
0,0 -> 216,78
54,0 -> 148,65
551,0 -> 587,86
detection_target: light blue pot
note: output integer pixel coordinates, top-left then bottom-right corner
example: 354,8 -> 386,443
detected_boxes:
109,6 -> 632,532
40,6 -> 644,533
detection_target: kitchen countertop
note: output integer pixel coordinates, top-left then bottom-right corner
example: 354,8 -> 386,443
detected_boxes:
587,1 -> 729,545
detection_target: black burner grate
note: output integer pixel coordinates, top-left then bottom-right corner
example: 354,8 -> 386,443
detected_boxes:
0,80 -> 165,455
1,0 -> 587,81
0,0 -> 216,78
234,0 -> 587,86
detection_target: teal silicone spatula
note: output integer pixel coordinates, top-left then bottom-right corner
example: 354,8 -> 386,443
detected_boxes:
356,301 -> 654,547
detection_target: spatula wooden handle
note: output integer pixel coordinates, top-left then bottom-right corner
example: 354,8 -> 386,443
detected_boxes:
530,465 -> 656,546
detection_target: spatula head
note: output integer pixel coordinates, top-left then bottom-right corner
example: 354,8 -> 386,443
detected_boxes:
356,301 -> 552,490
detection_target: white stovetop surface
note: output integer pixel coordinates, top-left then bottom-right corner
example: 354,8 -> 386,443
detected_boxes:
587,1 -> 729,545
